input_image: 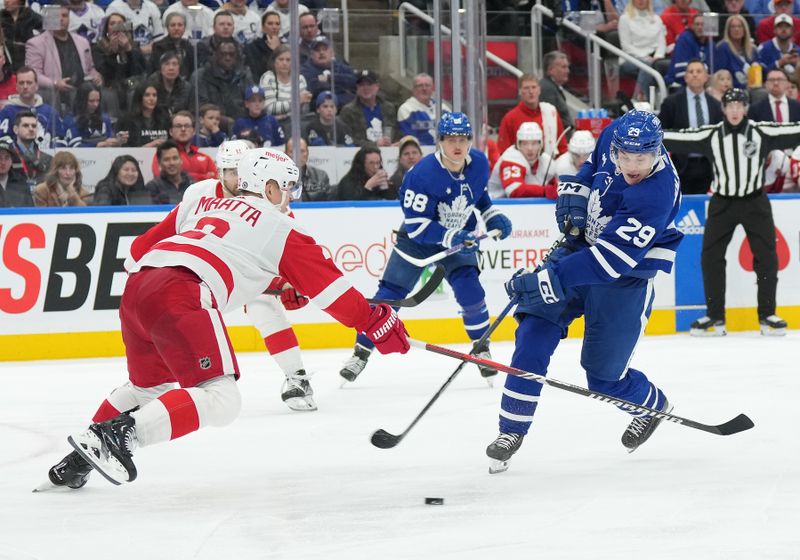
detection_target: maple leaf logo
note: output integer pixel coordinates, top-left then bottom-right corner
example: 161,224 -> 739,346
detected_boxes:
437,194 -> 473,230
585,190 -> 612,245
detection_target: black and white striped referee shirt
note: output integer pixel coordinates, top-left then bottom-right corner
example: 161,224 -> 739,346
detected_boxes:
663,119 -> 800,197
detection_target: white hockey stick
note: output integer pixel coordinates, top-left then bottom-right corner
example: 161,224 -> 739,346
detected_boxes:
393,229 -> 502,268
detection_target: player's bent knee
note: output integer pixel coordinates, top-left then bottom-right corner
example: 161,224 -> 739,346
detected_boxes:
195,375 -> 242,427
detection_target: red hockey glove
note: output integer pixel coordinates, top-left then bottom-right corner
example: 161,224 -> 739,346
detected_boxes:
362,303 -> 410,355
280,287 -> 309,310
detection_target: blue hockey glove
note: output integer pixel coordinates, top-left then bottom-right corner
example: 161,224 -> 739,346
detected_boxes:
556,175 -> 591,239
484,211 -> 512,240
449,229 -> 481,254
504,265 -> 564,307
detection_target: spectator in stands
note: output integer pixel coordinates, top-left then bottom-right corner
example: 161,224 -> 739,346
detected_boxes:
756,0 -> 800,44
105,0 -> 164,56
196,10 -> 240,66
789,74 -> 800,97
147,51 -> 191,114
8,111 -> 51,188
661,0 -> 698,54
714,15 -> 756,89
218,0 -> 260,44
298,12 -> 320,64
497,74 -> 567,155
388,135 -> 422,192
264,0 -> 309,38
665,14 -> 713,88
303,90 -> 355,146
194,37 -> 254,120
67,0 -> 105,43
260,44 -> 311,135
286,136 -> 334,201
300,35 -> 358,108
658,59 -> 723,194
757,14 -> 800,75
337,145 -> 397,201
32,151 -> 90,207
718,0 -> 757,41
618,0 -> 668,100
62,81 -> 125,147
749,67 -> 800,120
115,82 -> 169,147
146,139 -> 192,204
0,0 -> 42,73
233,85 -> 285,146
0,46 -> 16,105
0,142 -> 32,207
194,103 -> 227,146
0,68 -> 60,148
162,0 -> 214,39
244,11 -> 281,80
150,13 -> 194,79
92,13 -> 146,114
339,70 -> 397,147
396,72 -> 449,146
92,154 -> 150,205
488,122 -> 557,199
707,68 -> 734,100
538,51 -> 573,126
554,129 -> 596,176
25,5 -> 102,112
152,110 -> 217,181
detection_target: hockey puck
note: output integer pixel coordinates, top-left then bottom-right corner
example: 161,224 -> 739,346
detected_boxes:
425,497 -> 444,505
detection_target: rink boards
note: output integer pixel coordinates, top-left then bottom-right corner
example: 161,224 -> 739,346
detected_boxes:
1,195 -> 799,361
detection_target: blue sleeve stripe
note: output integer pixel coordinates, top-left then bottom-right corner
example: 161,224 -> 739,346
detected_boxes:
589,246 -> 621,278
595,238 -> 638,268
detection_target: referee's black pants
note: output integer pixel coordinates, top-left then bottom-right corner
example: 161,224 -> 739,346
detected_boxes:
701,190 -> 778,321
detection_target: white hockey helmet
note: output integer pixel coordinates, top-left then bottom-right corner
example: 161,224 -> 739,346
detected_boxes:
516,121 -> 543,143
237,147 -> 301,200
568,130 -> 596,155
215,139 -> 250,170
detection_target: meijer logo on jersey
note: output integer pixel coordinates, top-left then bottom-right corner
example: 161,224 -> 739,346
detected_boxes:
676,210 -> 704,235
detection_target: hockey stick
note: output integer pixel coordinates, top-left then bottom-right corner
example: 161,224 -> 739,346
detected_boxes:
408,339 -> 755,437
392,229 -> 502,268
371,229 -> 572,449
263,265 -> 446,308
541,125 -> 574,183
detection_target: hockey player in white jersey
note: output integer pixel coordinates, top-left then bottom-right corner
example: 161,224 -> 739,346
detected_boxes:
488,122 -> 558,199
40,148 -> 410,490
183,140 -> 317,411
554,130 -> 595,176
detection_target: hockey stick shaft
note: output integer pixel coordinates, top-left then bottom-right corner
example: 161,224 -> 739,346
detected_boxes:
541,125 -> 573,182
393,229 -> 501,268
408,339 -> 754,436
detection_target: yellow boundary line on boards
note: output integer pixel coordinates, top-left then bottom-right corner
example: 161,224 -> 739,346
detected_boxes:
1,307 -> 797,361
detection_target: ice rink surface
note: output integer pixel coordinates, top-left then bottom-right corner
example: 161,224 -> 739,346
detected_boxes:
1,332 -> 799,560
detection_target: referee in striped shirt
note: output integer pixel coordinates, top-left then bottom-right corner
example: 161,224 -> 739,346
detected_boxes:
663,88 -> 800,336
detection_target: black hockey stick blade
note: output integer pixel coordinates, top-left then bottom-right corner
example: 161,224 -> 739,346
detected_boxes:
409,339 -> 755,437
371,428 -> 401,449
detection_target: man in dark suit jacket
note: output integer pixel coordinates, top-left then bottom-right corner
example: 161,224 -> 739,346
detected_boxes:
748,68 -> 800,123
658,59 -> 723,194
0,143 -> 33,208
539,51 -> 572,127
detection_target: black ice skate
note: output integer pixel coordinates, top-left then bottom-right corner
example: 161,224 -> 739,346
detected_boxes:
486,432 -> 525,474
689,316 -> 726,337
621,398 -> 673,453
760,315 -> 787,336
281,369 -> 317,411
339,343 -> 372,383
472,341 -> 497,385
68,413 -> 138,485
33,450 -> 93,492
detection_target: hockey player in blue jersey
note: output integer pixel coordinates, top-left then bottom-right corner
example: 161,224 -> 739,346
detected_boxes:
486,110 -> 684,473
339,112 -> 513,382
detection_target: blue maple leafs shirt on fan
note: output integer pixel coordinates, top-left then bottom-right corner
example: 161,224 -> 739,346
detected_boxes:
338,111 -> 513,384
487,110 -> 685,473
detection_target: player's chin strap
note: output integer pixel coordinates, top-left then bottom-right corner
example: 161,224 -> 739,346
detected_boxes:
437,139 -> 472,170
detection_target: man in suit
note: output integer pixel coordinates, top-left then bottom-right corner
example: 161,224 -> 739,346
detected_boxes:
658,59 -> 723,194
539,51 -> 572,127
749,68 -> 800,123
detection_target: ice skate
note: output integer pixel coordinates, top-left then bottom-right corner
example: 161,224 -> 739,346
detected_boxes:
689,316 -> 726,337
33,450 -> 93,492
339,343 -> 372,384
621,398 -> 673,453
472,341 -> 497,386
68,413 -> 138,485
486,432 -> 524,474
281,369 -> 317,411
760,315 -> 787,336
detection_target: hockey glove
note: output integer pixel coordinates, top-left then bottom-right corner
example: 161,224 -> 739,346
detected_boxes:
449,229 -> 481,255
484,210 -> 513,240
362,303 -> 410,354
556,175 -> 591,239
504,265 -> 564,307
280,286 -> 309,310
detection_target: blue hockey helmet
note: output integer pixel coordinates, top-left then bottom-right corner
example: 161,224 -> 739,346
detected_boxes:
611,110 -> 663,154
437,111 -> 473,139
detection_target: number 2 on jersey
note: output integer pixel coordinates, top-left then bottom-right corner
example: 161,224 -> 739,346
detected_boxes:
182,217 -> 231,240
615,217 -> 655,248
